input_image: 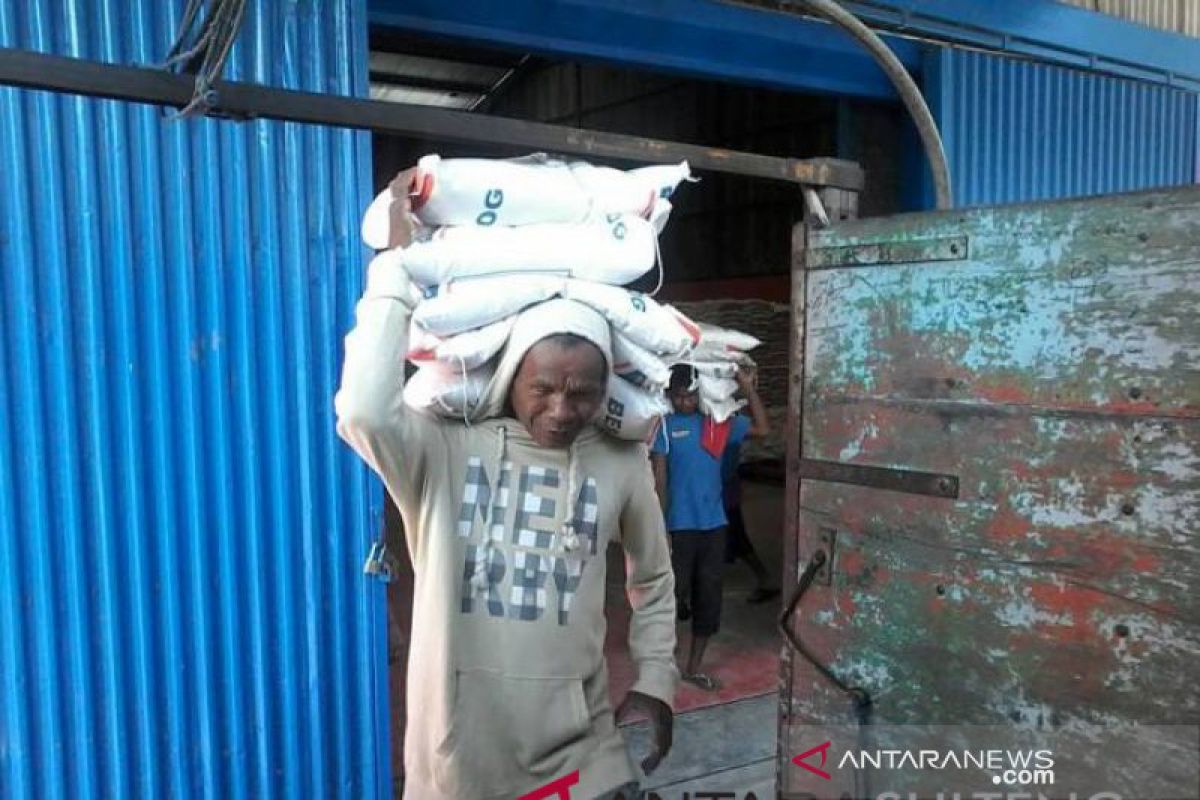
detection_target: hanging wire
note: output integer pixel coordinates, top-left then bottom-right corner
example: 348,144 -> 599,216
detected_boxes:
162,0 -> 249,120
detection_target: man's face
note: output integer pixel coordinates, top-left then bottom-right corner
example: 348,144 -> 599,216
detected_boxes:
510,338 -> 607,448
668,386 -> 699,415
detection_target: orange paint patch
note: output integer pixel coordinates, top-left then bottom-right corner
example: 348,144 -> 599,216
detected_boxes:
986,504 -> 1030,541
832,588 -> 858,618
1027,581 -> 1111,646
1105,470 -> 1141,490
838,549 -> 866,577
1130,552 -> 1160,573
975,382 -> 1033,405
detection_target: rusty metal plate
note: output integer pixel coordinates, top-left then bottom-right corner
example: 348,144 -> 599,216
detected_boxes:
806,235 -> 968,269
798,457 -> 958,498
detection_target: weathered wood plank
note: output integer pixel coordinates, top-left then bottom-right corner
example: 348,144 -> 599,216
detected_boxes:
800,403 -> 1199,613
783,187 -> 1200,797
805,188 -> 1200,417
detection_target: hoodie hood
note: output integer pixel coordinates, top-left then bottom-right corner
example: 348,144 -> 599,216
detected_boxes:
472,297 -> 612,422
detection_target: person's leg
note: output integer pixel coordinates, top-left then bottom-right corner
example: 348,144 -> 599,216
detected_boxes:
670,531 -> 694,622
723,503 -> 743,565
682,527 -> 726,691
727,503 -> 779,603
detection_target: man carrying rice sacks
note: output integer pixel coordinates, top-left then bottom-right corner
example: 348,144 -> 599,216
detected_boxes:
338,155 -> 693,800
650,339 -> 771,693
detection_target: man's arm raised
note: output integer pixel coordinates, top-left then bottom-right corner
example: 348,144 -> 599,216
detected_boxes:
335,248 -> 435,542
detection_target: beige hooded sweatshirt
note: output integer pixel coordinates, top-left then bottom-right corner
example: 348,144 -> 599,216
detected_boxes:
335,253 -> 679,800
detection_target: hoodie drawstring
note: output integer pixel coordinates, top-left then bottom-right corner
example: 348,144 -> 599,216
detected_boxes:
456,352 -> 472,428
559,439 -> 582,554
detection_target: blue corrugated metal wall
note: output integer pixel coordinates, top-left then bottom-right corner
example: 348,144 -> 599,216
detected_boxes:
0,3 -> 387,800
923,47 -> 1199,207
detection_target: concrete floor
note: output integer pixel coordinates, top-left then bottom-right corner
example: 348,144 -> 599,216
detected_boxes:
620,692 -> 778,798
605,480 -> 787,714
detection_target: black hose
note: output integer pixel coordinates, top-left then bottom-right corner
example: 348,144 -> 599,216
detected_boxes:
795,0 -> 954,209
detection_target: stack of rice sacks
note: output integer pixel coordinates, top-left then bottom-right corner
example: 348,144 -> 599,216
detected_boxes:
671,324 -> 762,423
361,152 -> 701,443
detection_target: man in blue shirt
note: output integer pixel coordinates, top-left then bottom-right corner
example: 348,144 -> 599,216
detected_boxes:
651,364 -> 770,690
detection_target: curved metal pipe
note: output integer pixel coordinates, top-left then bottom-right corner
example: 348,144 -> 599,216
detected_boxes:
797,0 -> 954,209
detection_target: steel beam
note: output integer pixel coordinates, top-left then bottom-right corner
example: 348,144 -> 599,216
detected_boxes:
368,0 -> 921,101
0,48 -> 864,189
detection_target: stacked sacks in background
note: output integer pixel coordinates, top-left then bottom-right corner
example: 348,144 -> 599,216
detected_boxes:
671,324 -> 762,422
361,153 -> 700,443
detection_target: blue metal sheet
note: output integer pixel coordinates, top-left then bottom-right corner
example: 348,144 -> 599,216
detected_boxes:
918,48 -> 1198,208
0,2 -> 387,799
367,0 -> 921,101
839,0 -> 1200,91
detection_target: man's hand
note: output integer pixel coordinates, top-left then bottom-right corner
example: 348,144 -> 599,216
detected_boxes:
735,365 -> 771,438
615,690 -> 674,775
734,365 -> 757,394
650,453 -> 668,512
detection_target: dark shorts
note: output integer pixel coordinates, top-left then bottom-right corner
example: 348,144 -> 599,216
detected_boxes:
724,503 -> 755,563
670,527 -> 727,637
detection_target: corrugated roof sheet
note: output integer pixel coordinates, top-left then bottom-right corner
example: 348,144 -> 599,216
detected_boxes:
928,47 -> 1199,207
1059,0 -> 1200,37
0,2 -> 388,798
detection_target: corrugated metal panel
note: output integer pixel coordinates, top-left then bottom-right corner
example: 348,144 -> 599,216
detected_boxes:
1061,0 -> 1200,37
1098,0 -> 1181,31
928,48 -> 1199,207
0,3 -> 386,800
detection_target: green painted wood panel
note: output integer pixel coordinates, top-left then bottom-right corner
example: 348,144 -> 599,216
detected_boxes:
781,187 -> 1200,798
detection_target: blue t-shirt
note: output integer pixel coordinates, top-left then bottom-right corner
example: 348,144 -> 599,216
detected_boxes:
652,413 -> 751,532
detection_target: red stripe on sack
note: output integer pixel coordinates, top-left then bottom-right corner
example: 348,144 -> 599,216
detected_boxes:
640,190 -> 656,219
671,309 -> 702,345
410,171 -> 434,211
644,416 -> 664,446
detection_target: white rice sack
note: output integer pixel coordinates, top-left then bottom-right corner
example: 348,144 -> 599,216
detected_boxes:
600,373 -> 670,443
409,317 -> 514,370
403,362 -> 494,417
700,394 -> 746,424
629,162 -> 694,201
564,280 -> 701,356
400,213 -> 657,287
407,319 -> 443,363
611,331 -> 670,389
698,374 -> 738,401
412,154 -> 589,227
686,360 -> 738,379
432,317 -> 514,370
408,154 -> 691,227
691,323 -> 762,362
568,160 -> 690,220
413,275 -> 565,337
